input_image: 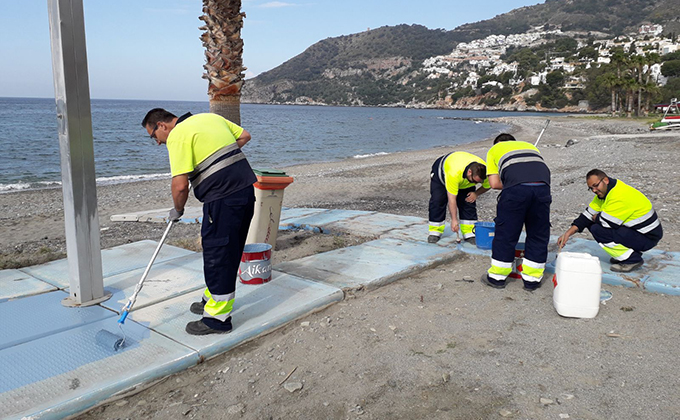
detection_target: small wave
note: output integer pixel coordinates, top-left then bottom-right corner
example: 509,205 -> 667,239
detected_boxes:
95,173 -> 171,185
0,173 -> 172,193
352,152 -> 390,159
0,181 -> 62,193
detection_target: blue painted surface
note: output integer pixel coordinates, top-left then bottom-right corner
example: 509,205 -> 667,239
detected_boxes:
279,207 -> 328,222
0,291 -> 114,351
0,269 -> 56,302
546,237 -> 680,294
0,317 -> 199,420
130,272 -> 344,360
20,241 -> 195,288
326,212 -> 425,236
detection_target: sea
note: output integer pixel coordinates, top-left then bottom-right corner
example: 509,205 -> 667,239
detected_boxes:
0,97 -> 556,193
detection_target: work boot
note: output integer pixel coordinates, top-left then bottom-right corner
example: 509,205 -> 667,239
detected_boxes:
480,273 -> 506,289
610,261 -> 643,273
190,300 -> 206,315
427,235 -> 441,244
185,317 -> 232,335
523,279 -> 542,291
465,237 -> 476,246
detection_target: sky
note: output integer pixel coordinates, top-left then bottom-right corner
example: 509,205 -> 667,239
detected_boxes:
0,0 -> 544,102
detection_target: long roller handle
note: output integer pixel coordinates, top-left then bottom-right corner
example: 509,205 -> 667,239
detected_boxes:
534,119 -> 551,147
118,220 -> 175,324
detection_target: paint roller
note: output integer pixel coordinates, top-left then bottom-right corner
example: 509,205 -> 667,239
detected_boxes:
96,219 -> 176,351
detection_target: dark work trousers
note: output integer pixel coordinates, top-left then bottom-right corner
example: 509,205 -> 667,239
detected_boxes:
201,185 -> 255,320
589,224 -> 659,264
493,183 -> 551,268
429,158 -> 477,226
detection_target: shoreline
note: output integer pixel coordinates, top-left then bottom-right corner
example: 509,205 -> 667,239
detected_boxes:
1,115 -> 677,268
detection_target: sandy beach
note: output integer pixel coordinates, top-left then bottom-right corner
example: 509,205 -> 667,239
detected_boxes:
3,116 -> 680,419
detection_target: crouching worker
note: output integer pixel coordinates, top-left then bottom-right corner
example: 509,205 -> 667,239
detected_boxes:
557,169 -> 663,273
142,108 -> 256,335
428,151 -> 490,244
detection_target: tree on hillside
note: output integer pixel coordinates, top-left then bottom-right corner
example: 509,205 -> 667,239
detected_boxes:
200,0 -> 246,124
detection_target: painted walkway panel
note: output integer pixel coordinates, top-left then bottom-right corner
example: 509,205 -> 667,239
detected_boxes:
275,238 -> 460,290
279,207 -> 328,222
0,317 -> 200,420
279,209 -> 374,232
0,268 -> 56,302
326,212 -> 425,236
0,290 -> 113,351
20,241 -> 194,288
99,253 -> 205,314
131,272 -> 344,360
547,238 -> 679,294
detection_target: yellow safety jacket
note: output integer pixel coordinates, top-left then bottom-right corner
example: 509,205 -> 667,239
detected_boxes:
573,178 -> 662,240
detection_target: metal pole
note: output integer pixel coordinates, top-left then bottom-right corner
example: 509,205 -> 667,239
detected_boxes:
47,0 -> 108,306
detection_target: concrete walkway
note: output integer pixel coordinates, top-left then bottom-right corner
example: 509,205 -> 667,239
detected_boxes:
2,208 -> 678,419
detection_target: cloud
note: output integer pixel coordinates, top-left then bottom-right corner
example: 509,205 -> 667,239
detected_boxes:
257,1 -> 296,8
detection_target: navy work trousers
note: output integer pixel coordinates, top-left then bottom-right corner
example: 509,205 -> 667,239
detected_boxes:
589,224 -> 660,264
493,183 -> 551,265
201,186 -> 255,301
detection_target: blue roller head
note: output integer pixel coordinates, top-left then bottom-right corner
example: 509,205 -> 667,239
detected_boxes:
95,329 -> 125,352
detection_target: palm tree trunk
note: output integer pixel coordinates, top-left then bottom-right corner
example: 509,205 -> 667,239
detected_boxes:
200,0 -> 246,125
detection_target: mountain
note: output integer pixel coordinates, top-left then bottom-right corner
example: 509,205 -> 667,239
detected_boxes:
241,0 -> 680,107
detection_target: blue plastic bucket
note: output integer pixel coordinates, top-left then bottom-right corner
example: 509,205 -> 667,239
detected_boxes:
474,221 -> 495,250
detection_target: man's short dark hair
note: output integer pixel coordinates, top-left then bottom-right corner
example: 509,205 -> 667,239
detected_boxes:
469,162 -> 486,180
493,133 -> 516,144
141,108 -> 177,128
586,169 -> 608,180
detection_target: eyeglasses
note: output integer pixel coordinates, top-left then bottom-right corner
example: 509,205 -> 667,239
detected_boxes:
588,178 -> 603,192
149,124 -> 159,142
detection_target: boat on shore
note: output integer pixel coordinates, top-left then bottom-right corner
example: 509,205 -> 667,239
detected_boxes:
650,98 -> 680,131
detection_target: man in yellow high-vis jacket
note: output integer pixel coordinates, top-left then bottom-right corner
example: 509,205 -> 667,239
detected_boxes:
557,169 -> 663,272
428,151 -> 490,244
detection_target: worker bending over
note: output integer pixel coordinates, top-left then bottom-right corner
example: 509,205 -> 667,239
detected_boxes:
482,133 -> 551,291
557,169 -> 663,272
428,151 -> 490,244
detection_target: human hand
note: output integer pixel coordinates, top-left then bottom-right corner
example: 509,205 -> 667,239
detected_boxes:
169,208 -> 184,222
465,192 -> 477,203
556,233 -> 570,249
451,221 -> 460,233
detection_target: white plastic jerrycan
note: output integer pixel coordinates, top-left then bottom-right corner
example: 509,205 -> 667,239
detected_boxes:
552,252 -> 603,319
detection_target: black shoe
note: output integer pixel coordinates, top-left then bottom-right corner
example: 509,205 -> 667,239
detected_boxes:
185,318 -> 232,336
480,274 -> 506,289
523,280 -> 542,291
609,257 -> 618,264
190,301 -> 206,315
428,235 -> 441,244
610,261 -> 643,273
465,237 -> 476,246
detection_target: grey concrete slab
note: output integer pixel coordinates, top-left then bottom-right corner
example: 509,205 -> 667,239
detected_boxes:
20,241 -> 195,288
326,212 -> 425,236
0,290 -> 114,351
110,206 -> 203,224
99,253 -> 205,314
279,209 -> 374,233
130,272 -> 344,360
0,317 -> 199,420
275,238 -> 460,290
279,207 -> 328,223
0,269 -> 57,302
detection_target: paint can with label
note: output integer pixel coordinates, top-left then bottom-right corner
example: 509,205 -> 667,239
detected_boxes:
239,243 -> 273,285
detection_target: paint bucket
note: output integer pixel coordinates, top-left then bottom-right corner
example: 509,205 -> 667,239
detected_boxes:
473,221 -> 495,250
552,252 -> 602,318
509,242 -> 525,279
239,243 -> 273,285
